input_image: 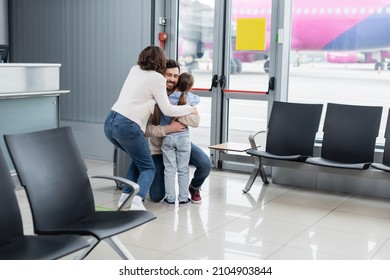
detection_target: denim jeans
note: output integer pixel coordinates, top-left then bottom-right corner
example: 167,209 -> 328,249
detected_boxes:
189,143 -> 212,188
149,142 -> 211,202
161,133 -> 191,203
104,110 -> 155,199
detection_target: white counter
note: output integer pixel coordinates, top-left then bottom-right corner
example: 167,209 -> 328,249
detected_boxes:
0,63 -> 69,171
0,63 -> 61,93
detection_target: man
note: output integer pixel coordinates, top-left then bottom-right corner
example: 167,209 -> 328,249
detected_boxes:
145,59 -> 211,203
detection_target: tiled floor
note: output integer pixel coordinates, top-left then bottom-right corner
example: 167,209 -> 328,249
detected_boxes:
14,158 -> 390,260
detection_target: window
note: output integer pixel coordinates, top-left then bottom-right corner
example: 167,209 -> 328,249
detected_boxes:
288,1 -> 390,143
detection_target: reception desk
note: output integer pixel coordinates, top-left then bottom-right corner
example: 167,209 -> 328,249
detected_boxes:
0,63 -> 69,172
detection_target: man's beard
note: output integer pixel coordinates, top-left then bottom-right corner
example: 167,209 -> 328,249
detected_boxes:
166,82 -> 175,92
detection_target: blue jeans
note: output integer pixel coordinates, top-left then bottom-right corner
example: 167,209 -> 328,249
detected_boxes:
104,110 -> 155,199
149,142 -> 211,202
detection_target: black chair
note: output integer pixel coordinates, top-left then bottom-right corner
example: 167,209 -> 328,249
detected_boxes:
0,147 -> 89,260
4,126 -> 156,260
306,103 -> 383,170
244,101 -> 323,192
372,110 -> 390,172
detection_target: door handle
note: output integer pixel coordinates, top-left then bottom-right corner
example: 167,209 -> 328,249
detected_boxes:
219,75 -> 226,89
209,74 -> 219,91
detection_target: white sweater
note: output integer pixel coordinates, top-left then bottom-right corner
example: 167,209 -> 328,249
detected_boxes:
111,65 -> 193,132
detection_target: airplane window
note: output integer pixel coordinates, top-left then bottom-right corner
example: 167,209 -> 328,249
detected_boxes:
386,7 -> 390,13
351,7 -> 357,14
368,8 -> 374,14
303,8 -> 309,15
343,8 -> 349,14
359,8 -> 366,14
253,8 -> 258,15
377,8 -> 383,14
311,8 -> 317,15
335,8 -> 341,14
296,8 -> 302,14
327,8 -> 333,14
261,8 -> 266,14
319,8 -> 325,14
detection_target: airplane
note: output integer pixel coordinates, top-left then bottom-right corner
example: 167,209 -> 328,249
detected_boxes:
178,0 -> 390,73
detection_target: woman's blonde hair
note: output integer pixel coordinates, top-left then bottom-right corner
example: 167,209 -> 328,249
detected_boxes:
137,46 -> 167,74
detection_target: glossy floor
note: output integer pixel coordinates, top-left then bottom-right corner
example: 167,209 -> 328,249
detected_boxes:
15,159 -> 390,260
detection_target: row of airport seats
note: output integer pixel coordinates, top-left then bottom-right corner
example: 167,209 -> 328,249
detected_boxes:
244,101 -> 390,193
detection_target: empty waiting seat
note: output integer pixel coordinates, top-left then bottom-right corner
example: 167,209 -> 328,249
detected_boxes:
244,101 -> 323,192
0,147 -> 88,260
306,103 -> 382,170
4,126 -> 156,260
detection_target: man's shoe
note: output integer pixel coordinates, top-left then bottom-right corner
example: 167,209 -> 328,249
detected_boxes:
189,186 -> 202,204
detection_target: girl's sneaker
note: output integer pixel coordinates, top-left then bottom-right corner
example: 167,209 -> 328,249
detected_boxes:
179,198 -> 191,206
163,198 -> 176,207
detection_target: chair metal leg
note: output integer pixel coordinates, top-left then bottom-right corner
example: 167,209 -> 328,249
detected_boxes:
259,165 -> 269,184
243,157 -> 268,193
105,236 -> 135,260
243,167 -> 259,193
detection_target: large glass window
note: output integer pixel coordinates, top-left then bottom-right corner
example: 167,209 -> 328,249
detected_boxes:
288,1 -> 390,143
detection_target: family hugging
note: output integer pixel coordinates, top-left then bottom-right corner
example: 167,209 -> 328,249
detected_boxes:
104,46 -> 211,211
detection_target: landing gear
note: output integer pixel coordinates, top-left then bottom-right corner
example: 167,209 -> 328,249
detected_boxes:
374,61 -> 389,71
264,60 -> 270,73
230,58 -> 242,74
374,62 -> 385,71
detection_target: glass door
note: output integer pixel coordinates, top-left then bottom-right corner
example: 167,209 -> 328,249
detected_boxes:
177,0 -> 216,155
177,0 -> 278,171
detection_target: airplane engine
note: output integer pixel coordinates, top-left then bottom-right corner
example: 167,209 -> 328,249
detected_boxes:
326,52 -> 366,63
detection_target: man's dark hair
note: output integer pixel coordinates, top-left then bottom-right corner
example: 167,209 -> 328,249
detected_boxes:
137,46 -> 167,74
166,59 -> 180,72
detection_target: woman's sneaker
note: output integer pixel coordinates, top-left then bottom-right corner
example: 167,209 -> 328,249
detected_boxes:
189,186 -> 202,204
130,195 -> 146,211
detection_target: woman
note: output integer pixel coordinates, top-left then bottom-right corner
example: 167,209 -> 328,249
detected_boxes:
104,46 -> 195,210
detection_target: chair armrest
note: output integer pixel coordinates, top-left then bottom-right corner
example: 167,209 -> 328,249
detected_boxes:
248,130 -> 266,150
91,175 -> 139,211
91,175 -> 140,193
